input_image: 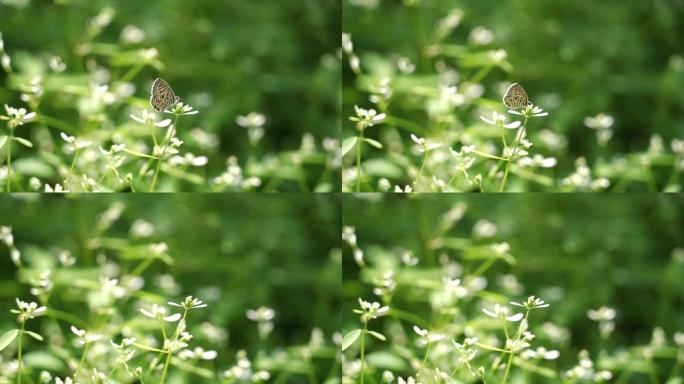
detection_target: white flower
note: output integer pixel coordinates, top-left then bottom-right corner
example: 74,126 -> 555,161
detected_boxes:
10,248 -> 21,267
587,306 -> 616,322
413,326 -> 445,343
394,184 -> 413,193
44,183 -> 69,193
0,226 -> 14,247
11,298 -> 47,322
482,303 -> 523,322
349,105 -> 385,131
39,371 -> 52,383
236,112 -> 266,129
140,303 -> 181,322
57,250 -> 76,266
584,113 -> 614,130
130,220 -> 155,238
469,26 -> 494,45
480,111 -> 521,129
410,134 -> 442,151
510,296 -> 550,310
120,25 -> 145,44
168,296 -> 207,310
246,306 -> 275,322
60,132 -> 92,150
472,220 -> 497,238
518,154 -> 557,168
342,226 -> 357,247
354,298 -> 389,322
341,33 -> 353,54
130,109 -> 172,127
168,101 -> 199,116
521,347 -> 560,360
1,104 -> 37,129
508,104 -> 548,118
70,325 -> 102,344
179,347 -> 218,360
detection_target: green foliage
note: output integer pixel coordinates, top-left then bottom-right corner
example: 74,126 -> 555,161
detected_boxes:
342,0 -> 684,192
0,195 -> 341,383
342,194 -> 684,383
0,0 -> 341,192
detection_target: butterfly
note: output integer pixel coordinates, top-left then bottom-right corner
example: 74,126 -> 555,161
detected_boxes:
150,78 -> 181,112
502,83 -> 532,109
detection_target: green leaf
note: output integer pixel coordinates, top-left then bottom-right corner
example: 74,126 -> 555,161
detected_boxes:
23,351 -> 65,371
0,329 -> 19,351
367,330 -> 386,341
342,136 -> 358,157
25,330 -> 43,341
366,351 -> 409,371
13,158 -> 56,178
363,137 -> 383,149
0,135 -> 7,149
122,147 -> 158,159
342,329 -> 362,351
13,136 -> 33,148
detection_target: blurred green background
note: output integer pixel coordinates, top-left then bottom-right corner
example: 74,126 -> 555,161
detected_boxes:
1,0 -> 340,190
343,0 -> 684,179
343,194 -> 684,366
0,194 -> 340,374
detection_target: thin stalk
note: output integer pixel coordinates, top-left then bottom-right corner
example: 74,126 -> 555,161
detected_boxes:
418,342 -> 432,379
159,309 -> 187,384
502,309 -> 530,384
502,352 -> 514,384
359,321 -> 367,384
356,130 -> 364,192
17,321 -> 25,384
149,115 -> 179,192
120,62 -> 145,83
106,362 -> 120,380
469,64 -> 494,84
64,148 -> 80,187
6,129 -> 13,192
75,342 -> 90,377
414,149 -> 430,189
499,117 -> 528,192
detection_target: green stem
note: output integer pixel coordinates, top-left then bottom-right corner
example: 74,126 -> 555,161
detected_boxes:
469,64 -> 494,84
6,129 -> 13,193
501,352 -> 514,384
499,118 -> 528,192
75,342 -> 90,377
502,309 -> 530,384
159,309 -> 187,384
120,62 -> 145,83
106,362 -> 120,380
500,125 -> 508,150
64,149 -> 79,187
414,149 -> 430,190
418,342 -> 432,379
149,116 -> 179,192
356,131 -> 364,192
359,321 -> 367,384
17,321 -> 24,384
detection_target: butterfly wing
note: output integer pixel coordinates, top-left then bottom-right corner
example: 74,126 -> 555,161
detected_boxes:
150,78 -> 178,112
503,83 -> 531,109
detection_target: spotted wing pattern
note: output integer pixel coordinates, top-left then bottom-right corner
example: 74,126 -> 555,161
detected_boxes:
502,83 -> 531,109
150,78 -> 180,112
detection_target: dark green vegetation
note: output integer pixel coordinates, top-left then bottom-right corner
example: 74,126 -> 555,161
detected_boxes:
342,194 -> 684,383
0,194 -> 341,383
1,0 -> 340,192
342,0 -> 684,192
